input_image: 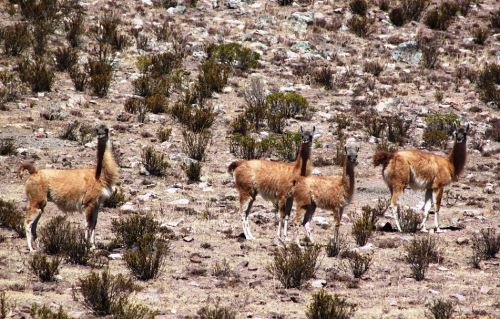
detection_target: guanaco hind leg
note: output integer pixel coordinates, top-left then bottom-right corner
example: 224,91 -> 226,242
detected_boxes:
420,189 -> 434,232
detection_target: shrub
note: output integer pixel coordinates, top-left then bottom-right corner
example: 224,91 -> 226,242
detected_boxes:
476,63 -> 500,106
243,78 -> 267,130
103,187 -> 125,208
69,67 -> 87,91
96,13 -> 128,51
31,304 -> 72,319
182,130 -> 211,161
230,134 -> 274,160
491,10 -> 500,29
60,121 -> 79,141
110,300 -> 157,319
389,7 -> 405,26
207,42 -> 260,72
349,0 -> 368,16
313,66 -> 334,90
64,227 -> 92,265
267,243 -> 320,289
17,57 -> 55,93
333,135 -> 346,166
30,252 -> 61,282
212,258 -> 231,277
87,57 -> 113,97
197,302 -> 236,319
65,13 -> 85,47
378,0 -> 390,11
79,271 -> 135,316
472,26 -> 489,45
145,94 -> 168,114
423,2 -> 458,31
277,0 -> 293,5
111,214 -> 159,249
156,127 -> 172,142
124,237 -> 169,280
0,292 -> 11,319
363,61 -> 384,77
54,47 -> 78,72
124,97 -> 144,114
141,146 -> 169,176
265,92 -> 309,119
404,235 -> 440,281
345,251 -> 371,278
196,59 -> 230,99
418,34 -> 440,69
399,208 -> 422,233
146,52 -> 183,77
0,199 -> 25,237
400,0 -> 429,21
230,114 -> 250,135
347,16 -> 374,38
39,216 -> 72,255
187,104 -> 216,133
306,290 -> 356,319
0,71 -> 22,108
423,112 -> 459,147
326,234 -> 348,258
274,131 -> 302,161
1,22 -> 31,56
471,228 -> 500,261
0,138 -> 17,155
387,114 -> 411,145
352,208 -> 376,246
183,161 -> 202,182
426,299 -> 454,319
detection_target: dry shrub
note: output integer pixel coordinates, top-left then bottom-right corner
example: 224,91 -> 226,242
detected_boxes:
347,16 -> 374,38
156,127 -> 172,142
0,138 -> 17,155
352,206 -> 377,246
183,161 -> 202,182
1,22 -> 31,56
349,0 -> 368,16
389,7 -> 405,26
31,304 -> 73,319
0,71 -> 22,108
0,199 -> 25,237
242,78 -> 267,130
17,57 -> 55,93
87,57 -> 113,97
111,214 -> 159,249
404,235 -> 440,281
141,146 -> 169,176
229,134 -> 274,160
124,97 -> 144,114
344,251 -> 372,278
378,0 -> 390,11
196,59 -> 230,99
79,271 -> 135,316
476,63 -> 500,107
212,258 -> 231,277
363,61 -> 384,77
399,208 -> 422,233
400,0 -> 429,21
182,130 -> 211,161
30,252 -> 61,282
96,12 -> 128,51
124,237 -> 169,280
313,66 -> 335,90
69,67 -> 87,91
306,289 -> 356,319
64,227 -> 92,265
145,94 -> 168,114
471,228 -> 500,263
472,26 -> 489,45
418,33 -> 440,69
103,187 -> 125,208
65,13 -> 85,48
54,47 -> 78,71
491,10 -> 500,29
39,216 -> 72,255
423,112 -> 458,148
426,299 -> 454,319
110,300 -> 157,319
387,114 -> 411,145
196,301 -> 236,319
423,2 -> 459,31
267,243 -> 321,289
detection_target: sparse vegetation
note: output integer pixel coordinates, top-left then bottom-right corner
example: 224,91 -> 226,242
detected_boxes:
404,235 -> 440,281
212,258 -> 231,277
30,252 -> 61,282
87,57 -> 113,97
157,127 -> 172,142
54,47 -> 78,71
182,130 -> 211,161
349,0 -> 368,16
352,207 -> 376,246
347,16 -> 374,38
268,243 -> 320,289
124,236 -> 169,280
1,22 -> 31,56
471,228 -> 500,266
17,57 -> 55,93
111,214 -> 159,249
141,146 -> 169,176
345,251 -> 372,279
183,161 -> 202,182
0,199 -> 25,237
31,304 -> 73,319
399,208 -> 422,233
306,290 -> 356,319
476,63 -> 500,107
426,299 -> 454,319
423,1 -> 459,31
423,112 -> 459,147
196,301 -> 236,319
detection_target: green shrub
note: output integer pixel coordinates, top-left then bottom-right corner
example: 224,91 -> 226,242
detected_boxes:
183,161 -> 202,182
182,130 -> 211,161
404,235 -> 440,281
326,233 -> 348,258
196,59 -> 230,99
54,47 -> 79,71
426,299 -> 454,319
423,112 -> 459,147
274,131 -> 302,161
110,300 -> 157,319
141,146 -> 169,176
345,251 -> 371,278
1,22 -> 31,56
471,228 -> 500,262
267,243 -> 320,289
352,207 -> 376,246
30,252 -> 61,282
79,271 -> 135,316
306,289 -> 356,319
476,63 -> 500,106
399,208 -> 422,233
349,0 -> 368,16
265,92 -> 309,119
206,42 -> 260,72
0,199 -> 25,237
229,134 -> 274,160
347,16 -> 374,38
124,237 -> 169,280
197,302 -> 236,319
39,216 -> 72,255
31,304 -> 73,319
87,57 -> 113,97
17,57 -> 55,93
266,111 -> 286,134
64,227 -> 92,265
111,214 -> 159,249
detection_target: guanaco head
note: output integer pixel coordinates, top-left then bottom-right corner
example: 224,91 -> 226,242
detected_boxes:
452,123 -> 469,144
344,146 -> 359,165
95,124 -> 110,142
299,126 -> 315,145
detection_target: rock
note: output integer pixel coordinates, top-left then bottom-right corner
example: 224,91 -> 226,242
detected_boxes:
249,279 -> 262,288
456,237 -> 469,245
137,192 -> 157,203
40,105 -> 66,121
483,183 -> 495,194
312,168 -> 321,175
132,17 -> 144,29
170,198 -> 190,205
289,11 -> 314,25
291,41 -> 311,54
16,148 -> 28,156
167,5 -> 186,14
311,279 -> 326,288
120,202 -> 136,212
142,0 -> 153,5
189,253 -> 203,263
183,236 -> 194,242
256,14 -> 274,29
108,253 -> 123,260
376,222 -> 393,232
391,41 -> 422,65
225,0 -> 241,9
313,216 -> 329,227
451,293 -> 466,304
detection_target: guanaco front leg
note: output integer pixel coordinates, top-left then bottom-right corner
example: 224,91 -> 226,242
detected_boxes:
433,187 -> 444,233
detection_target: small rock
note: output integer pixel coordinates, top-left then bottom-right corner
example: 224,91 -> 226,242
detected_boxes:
120,202 -> 136,212
108,253 -> 123,260
183,236 -> 194,242
483,183 -> 495,194
189,253 -> 202,263
249,280 -> 262,288
451,294 -> 466,304
313,216 -> 329,227
456,237 -> 469,245
170,198 -> 190,205
391,41 -> 422,65
311,279 -> 327,288
225,0 -> 241,9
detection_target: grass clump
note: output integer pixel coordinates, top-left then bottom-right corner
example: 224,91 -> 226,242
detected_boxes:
399,208 -> 422,233
306,289 -> 356,319
31,304 -> 73,319
476,63 -> 499,107
426,299 -> 454,319
69,67 -> 87,91
352,207 -> 376,246
472,26 -> 489,45
124,236 -> 169,280
96,13 -> 128,51
196,301 -> 236,319
39,216 -> 72,255
404,235 -> 440,281
65,13 -> 85,48
1,22 -> 31,56
111,214 -> 159,249
423,112 -> 459,147
54,47 -> 78,72
471,228 -> 500,267
212,258 -> 231,277
17,57 -> 55,93
79,271 -> 135,316
110,300 -> 157,319
363,61 -> 384,77
347,16 -> 374,38
103,187 -> 125,209
267,243 -> 321,289
0,199 -> 25,237
30,252 -> 61,282
141,146 -> 169,176
349,0 -> 368,16
157,127 -> 172,142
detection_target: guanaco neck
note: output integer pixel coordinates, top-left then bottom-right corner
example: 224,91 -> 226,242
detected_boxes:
342,160 -> 356,200
95,139 -> 118,187
294,142 -> 312,176
448,138 -> 467,180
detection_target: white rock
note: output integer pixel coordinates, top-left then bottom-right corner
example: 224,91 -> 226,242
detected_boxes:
166,187 -> 179,193
170,198 -> 190,205
120,202 -> 136,212
137,192 -> 157,202
313,216 -> 329,226
311,279 -> 326,288
312,168 -> 321,175
108,253 -> 123,260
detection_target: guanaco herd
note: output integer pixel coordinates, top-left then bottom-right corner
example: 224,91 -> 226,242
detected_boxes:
17,121 -> 469,252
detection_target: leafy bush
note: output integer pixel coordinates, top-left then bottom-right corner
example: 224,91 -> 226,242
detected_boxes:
476,63 -> 500,106
423,112 -> 459,147
0,199 -> 25,237
306,290 -> 356,319
141,146 -> 169,176
69,67 -> 87,91
31,304 -> 73,319
352,208 -> 376,246
399,208 -> 422,233
326,234 -> 348,258
267,243 -> 320,289
423,2 -> 458,31
54,47 -> 79,72
17,57 -> 55,93
347,16 -> 374,37
183,161 -> 202,182
197,302 -> 236,319
39,216 -> 72,255
471,228 -> 500,261
345,251 -> 371,278
111,214 -> 159,249
207,42 -> 260,72
30,252 -> 61,282
124,237 -> 169,280
349,0 -> 368,16
426,299 -> 454,319
65,13 -> 85,48
79,271 -> 135,316
404,235 -> 440,281
87,57 -> 113,97
182,130 -> 211,161
1,22 -> 31,56
265,92 -> 309,119
0,138 -> 17,155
